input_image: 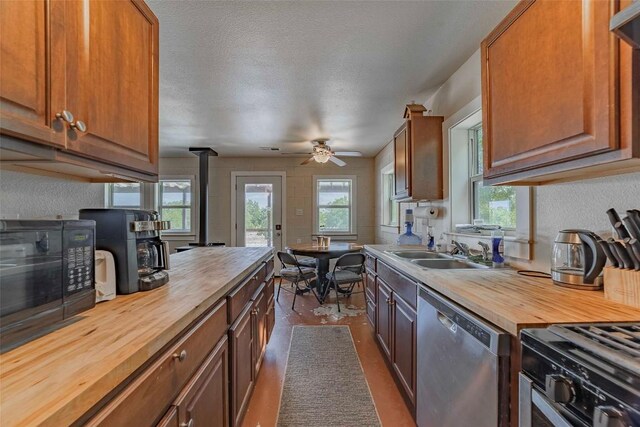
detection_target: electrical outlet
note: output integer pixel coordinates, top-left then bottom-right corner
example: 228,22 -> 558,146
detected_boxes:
296,238 -> 302,243
295,208 -> 303,216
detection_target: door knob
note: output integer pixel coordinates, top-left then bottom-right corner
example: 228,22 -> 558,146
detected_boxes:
173,350 -> 187,362
55,110 -> 74,123
70,120 -> 87,132
180,419 -> 194,427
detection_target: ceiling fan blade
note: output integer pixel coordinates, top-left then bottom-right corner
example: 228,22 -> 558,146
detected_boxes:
328,156 -> 346,167
300,157 -> 315,165
334,151 -> 363,157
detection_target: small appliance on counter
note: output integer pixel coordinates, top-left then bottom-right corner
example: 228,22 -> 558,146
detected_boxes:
79,209 -> 170,294
94,250 -> 116,302
520,323 -> 640,426
0,219 -> 96,351
551,229 -> 607,290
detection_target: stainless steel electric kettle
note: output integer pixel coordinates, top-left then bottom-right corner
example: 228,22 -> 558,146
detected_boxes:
551,229 -> 607,290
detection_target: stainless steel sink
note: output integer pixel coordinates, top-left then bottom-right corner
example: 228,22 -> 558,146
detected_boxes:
410,259 -> 489,269
386,251 -> 444,260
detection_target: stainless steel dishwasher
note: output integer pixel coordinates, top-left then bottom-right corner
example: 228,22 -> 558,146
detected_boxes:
417,286 -> 511,427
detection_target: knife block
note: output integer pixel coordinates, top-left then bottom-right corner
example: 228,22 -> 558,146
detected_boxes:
604,266 -> 640,309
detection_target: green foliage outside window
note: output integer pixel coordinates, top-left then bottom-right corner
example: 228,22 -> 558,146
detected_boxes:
319,195 -> 350,232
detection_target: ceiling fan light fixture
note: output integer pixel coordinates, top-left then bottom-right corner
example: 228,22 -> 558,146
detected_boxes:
313,152 -> 331,163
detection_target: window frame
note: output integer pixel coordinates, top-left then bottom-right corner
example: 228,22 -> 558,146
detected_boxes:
104,182 -> 145,209
468,123 -> 517,231
312,175 -> 357,236
380,163 -> 400,229
157,175 -> 196,236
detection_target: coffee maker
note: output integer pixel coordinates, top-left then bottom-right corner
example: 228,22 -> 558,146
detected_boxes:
79,209 -> 170,294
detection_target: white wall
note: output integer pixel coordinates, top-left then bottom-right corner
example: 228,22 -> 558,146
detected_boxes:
160,156 -> 376,250
374,48 -> 640,271
0,170 -> 105,219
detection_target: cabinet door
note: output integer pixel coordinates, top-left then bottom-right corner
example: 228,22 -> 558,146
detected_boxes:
375,278 -> 393,360
63,0 -> 159,174
482,0 -> 619,180
391,295 -> 417,406
0,0 -> 65,146
156,406 -> 178,427
393,124 -> 410,199
252,285 -> 268,375
229,304 -> 254,427
365,294 -> 376,329
265,298 -> 276,342
175,336 -> 229,427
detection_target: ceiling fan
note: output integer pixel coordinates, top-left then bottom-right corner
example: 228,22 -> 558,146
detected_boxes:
284,139 -> 362,167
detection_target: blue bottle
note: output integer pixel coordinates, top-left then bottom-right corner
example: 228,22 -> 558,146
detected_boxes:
492,229 -> 505,267
397,209 -> 422,245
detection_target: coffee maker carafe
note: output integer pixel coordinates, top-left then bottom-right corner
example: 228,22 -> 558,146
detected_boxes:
79,209 -> 170,294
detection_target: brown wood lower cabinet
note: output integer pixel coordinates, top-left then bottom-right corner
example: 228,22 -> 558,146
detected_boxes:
174,335 -> 229,427
391,294 -> 417,406
230,303 -> 255,427
156,406 -> 178,427
368,254 -> 417,415
82,256 -> 275,427
375,278 -> 393,359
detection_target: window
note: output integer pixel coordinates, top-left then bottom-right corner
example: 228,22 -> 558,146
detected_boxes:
105,183 -> 142,208
158,178 -> 194,234
469,125 -> 516,229
381,164 -> 399,227
313,176 -> 356,235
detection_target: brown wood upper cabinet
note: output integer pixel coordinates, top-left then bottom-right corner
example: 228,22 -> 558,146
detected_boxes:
0,0 -> 159,177
481,0 -> 639,185
393,104 -> 444,201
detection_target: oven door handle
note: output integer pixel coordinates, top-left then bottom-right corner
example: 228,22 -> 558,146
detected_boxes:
520,373 -> 573,427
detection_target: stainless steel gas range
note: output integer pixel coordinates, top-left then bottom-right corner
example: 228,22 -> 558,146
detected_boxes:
519,323 -> 640,427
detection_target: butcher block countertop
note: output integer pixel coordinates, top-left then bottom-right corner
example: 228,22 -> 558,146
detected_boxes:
0,246 -> 273,427
366,245 -> 640,335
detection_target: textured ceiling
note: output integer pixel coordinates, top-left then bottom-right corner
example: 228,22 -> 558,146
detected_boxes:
148,0 -> 515,157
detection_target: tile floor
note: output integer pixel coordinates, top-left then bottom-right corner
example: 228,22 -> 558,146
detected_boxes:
241,279 -> 415,427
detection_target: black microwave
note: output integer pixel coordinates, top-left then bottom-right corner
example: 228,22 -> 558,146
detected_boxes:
0,219 -> 96,351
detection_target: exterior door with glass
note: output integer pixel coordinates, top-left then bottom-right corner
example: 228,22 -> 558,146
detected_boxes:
235,176 -> 283,255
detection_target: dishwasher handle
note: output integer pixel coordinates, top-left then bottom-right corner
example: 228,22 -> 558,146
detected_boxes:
437,311 -> 457,333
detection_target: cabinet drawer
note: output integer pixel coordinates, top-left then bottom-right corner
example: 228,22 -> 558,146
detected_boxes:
377,261 -> 417,310
266,276 -> 275,305
264,256 -> 274,279
365,296 -> 376,329
88,300 -> 228,427
227,266 -> 262,324
365,253 -> 376,272
365,272 -> 376,302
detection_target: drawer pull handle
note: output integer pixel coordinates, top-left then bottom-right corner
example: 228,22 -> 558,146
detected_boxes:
181,419 -> 194,427
173,350 -> 187,362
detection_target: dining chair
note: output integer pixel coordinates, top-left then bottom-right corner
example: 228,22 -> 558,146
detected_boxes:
276,251 -> 320,310
322,253 -> 366,312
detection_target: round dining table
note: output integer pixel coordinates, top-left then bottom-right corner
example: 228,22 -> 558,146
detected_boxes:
286,242 -> 363,297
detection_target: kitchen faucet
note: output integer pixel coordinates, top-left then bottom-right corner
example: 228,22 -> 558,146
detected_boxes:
478,241 -> 491,261
451,240 -> 470,257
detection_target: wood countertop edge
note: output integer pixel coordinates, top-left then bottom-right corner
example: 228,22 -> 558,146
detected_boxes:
0,247 -> 273,427
364,245 -> 640,336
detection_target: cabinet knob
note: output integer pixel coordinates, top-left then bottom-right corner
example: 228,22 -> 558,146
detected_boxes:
70,120 -> 87,132
55,110 -> 74,123
173,349 -> 187,362
385,297 -> 391,304
180,419 -> 194,427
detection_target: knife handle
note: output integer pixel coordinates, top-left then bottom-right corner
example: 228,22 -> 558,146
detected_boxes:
622,216 -> 640,240
607,209 -> 630,240
614,221 -> 631,240
629,238 -> 640,271
598,240 -> 619,268
612,241 -> 633,269
622,238 -> 640,271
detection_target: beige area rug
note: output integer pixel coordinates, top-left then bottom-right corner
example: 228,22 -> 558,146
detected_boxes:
276,325 -> 381,427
